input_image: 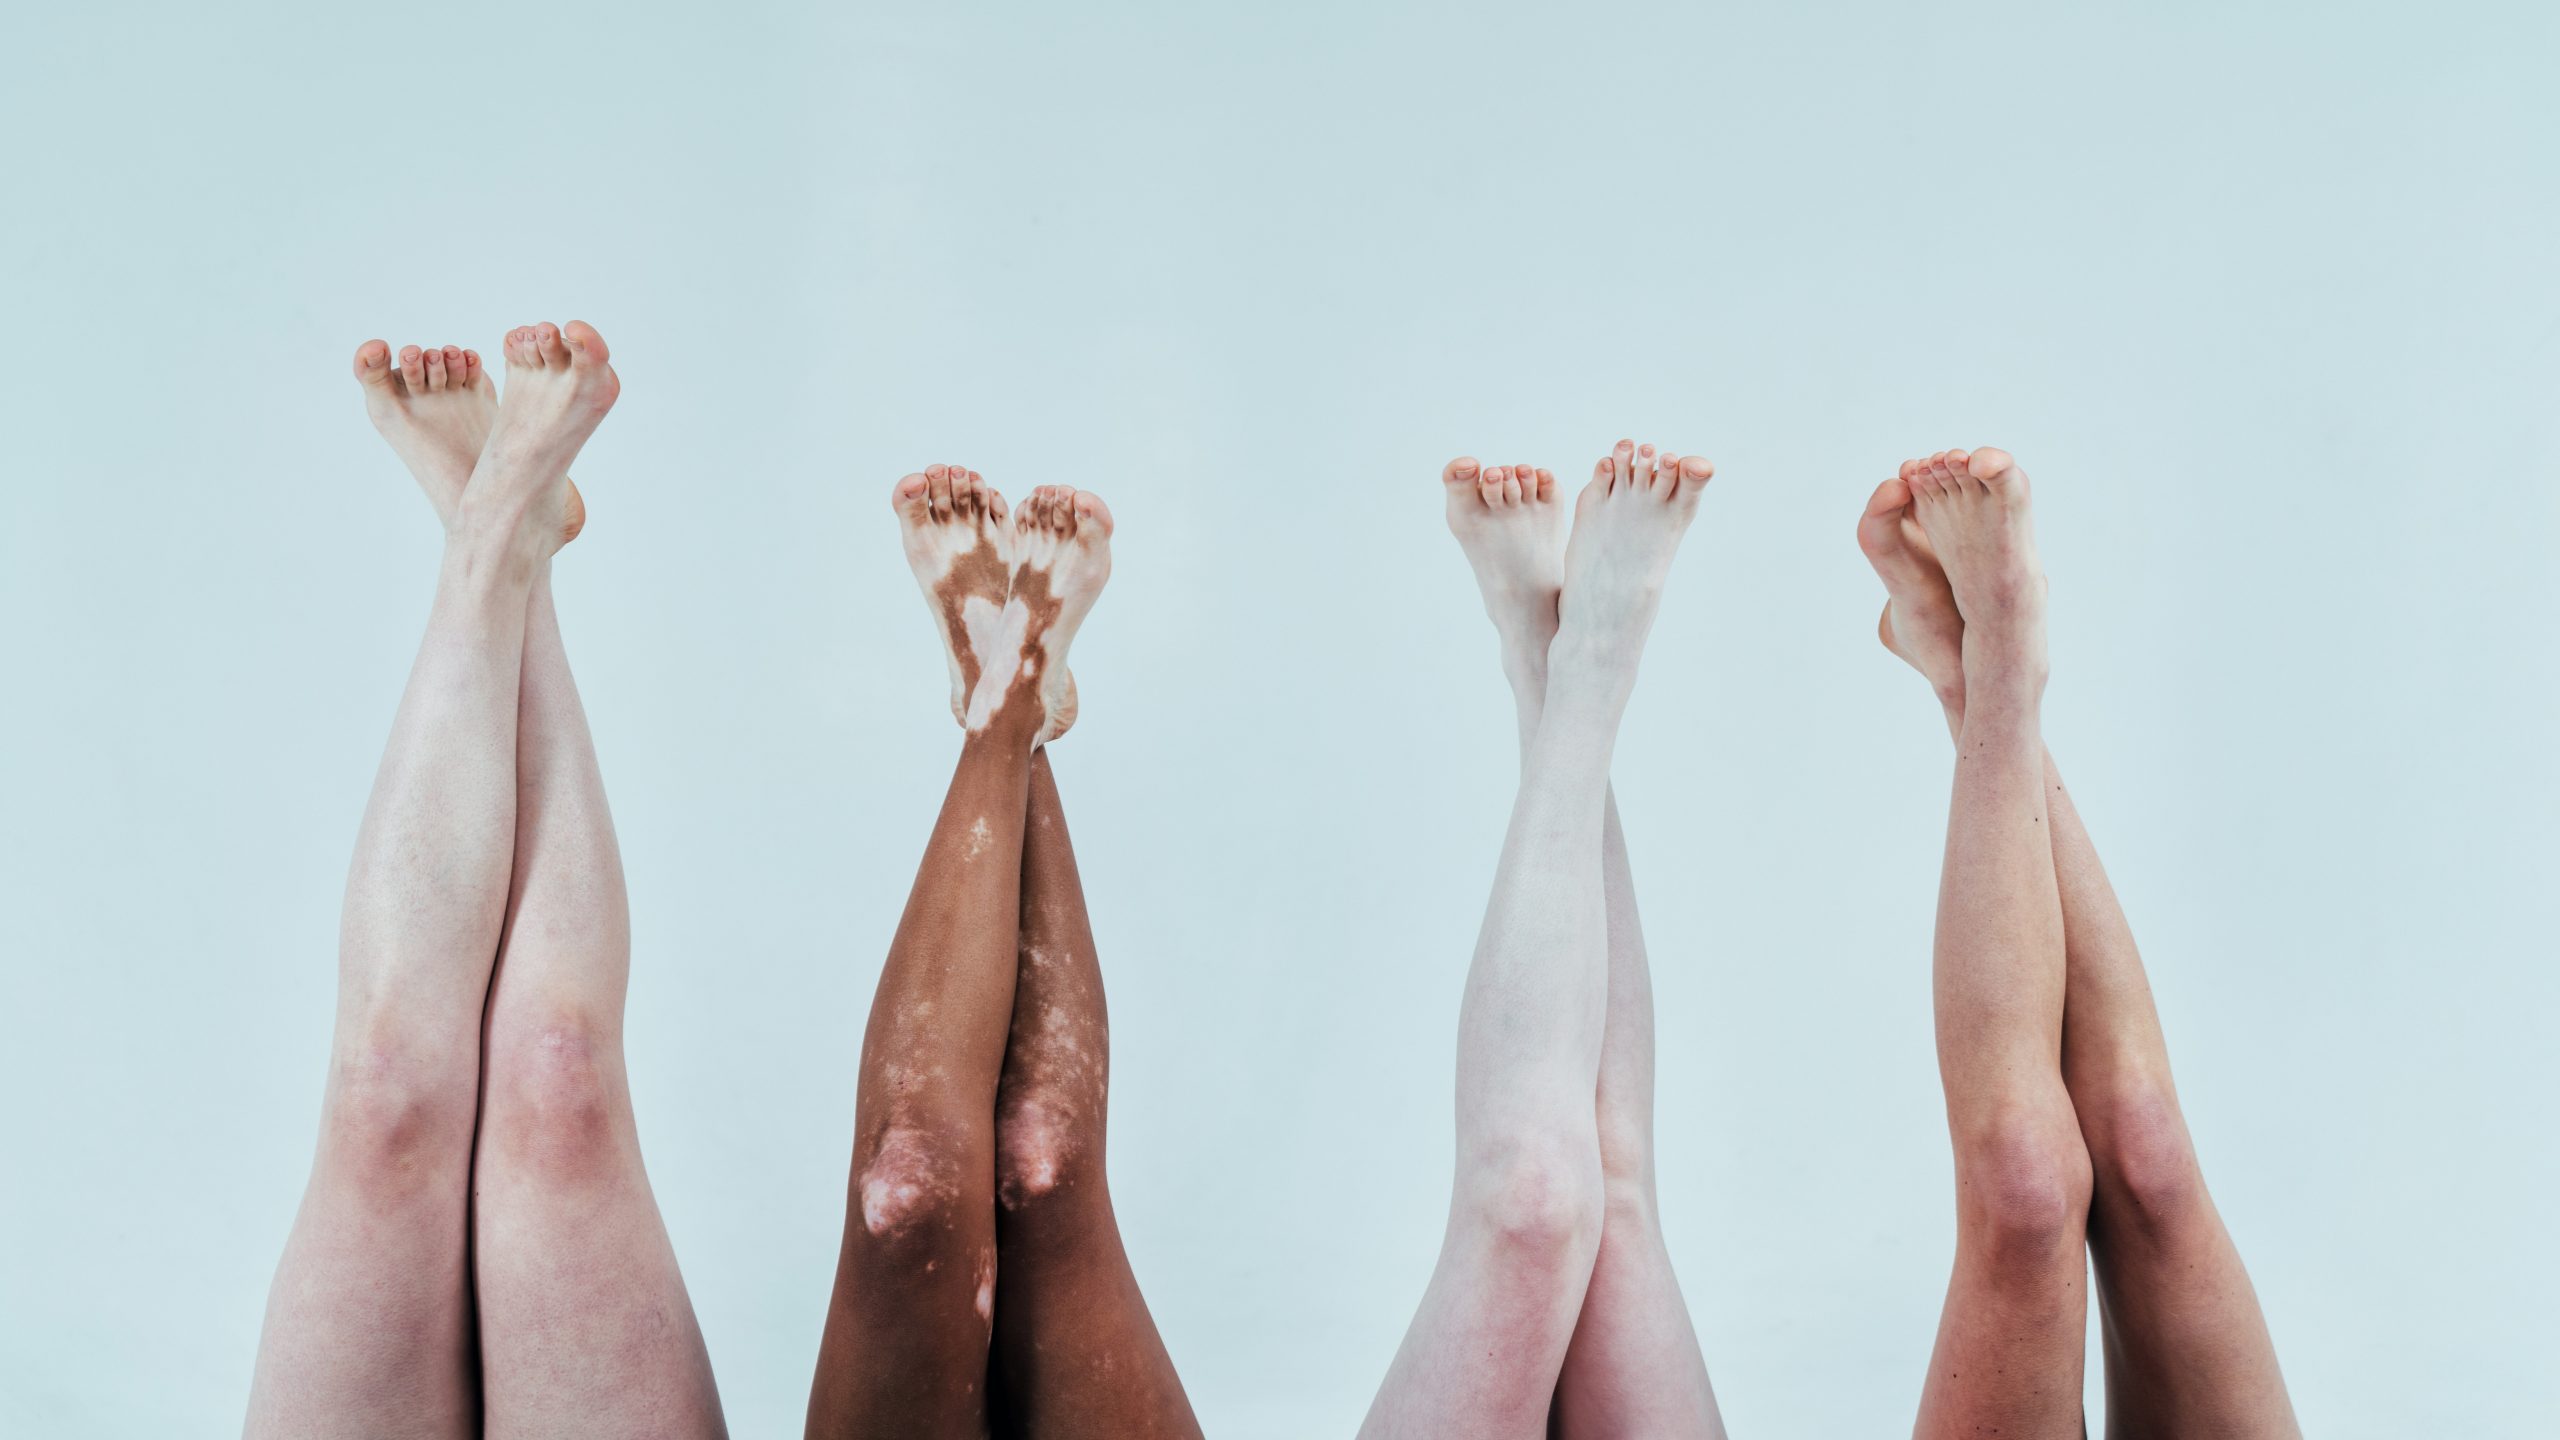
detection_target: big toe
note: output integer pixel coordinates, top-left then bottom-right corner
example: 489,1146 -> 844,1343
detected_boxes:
1442,456 -> 1482,492
1856,477 -> 1916,557
353,339 -> 393,386
892,472 -> 932,519
561,320 -> 611,367
1966,446 -> 2018,484
1071,489 -> 1113,538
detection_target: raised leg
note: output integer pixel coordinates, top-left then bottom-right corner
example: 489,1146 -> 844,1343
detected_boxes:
1859,452 -> 2298,1437
1361,443 -> 1713,1439
984,748 -> 1200,1438
1880,450 -> 2092,1440
469,331 -> 725,1438
1433,454 -> 1721,1436
244,331 -> 594,1438
807,470 -> 1109,1439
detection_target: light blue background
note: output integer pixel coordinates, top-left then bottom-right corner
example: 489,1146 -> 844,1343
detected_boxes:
4,3 -> 2554,1435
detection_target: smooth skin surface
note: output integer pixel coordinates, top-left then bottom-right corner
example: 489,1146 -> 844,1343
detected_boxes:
1360,441 -> 1721,1440
244,324 -> 723,1439
1863,447 -> 2299,1440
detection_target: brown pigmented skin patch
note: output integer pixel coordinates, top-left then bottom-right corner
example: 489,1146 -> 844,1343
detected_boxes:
933,531 -> 1011,698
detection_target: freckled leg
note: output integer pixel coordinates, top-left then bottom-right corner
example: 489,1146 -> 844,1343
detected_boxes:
1887,451 -> 2090,1440
984,751 -> 1200,1439
2041,762 -> 2299,1438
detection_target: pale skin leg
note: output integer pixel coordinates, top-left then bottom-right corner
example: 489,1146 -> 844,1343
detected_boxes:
1438,452 -> 1722,1437
244,325 -> 610,1439
1861,453 -> 2298,1438
807,471 -> 1111,1439
340,327 -> 721,1434
1360,443 -> 1713,1440
333,332 -> 724,1436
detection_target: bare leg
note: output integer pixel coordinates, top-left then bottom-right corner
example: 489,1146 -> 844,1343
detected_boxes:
1859,464 -> 2298,1437
985,748 -> 1200,1438
338,330 -> 724,1436
468,345 -> 724,1440
1882,449 -> 2093,1440
1432,456 -> 1721,1435
244,330 -> 599,1438
1361,443 -> 1713,1439
807,470 -> 1110,1439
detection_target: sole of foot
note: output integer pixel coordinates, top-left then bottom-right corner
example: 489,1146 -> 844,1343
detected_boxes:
1442,456 -> 1566,660
353,340 -> 586,545
456,321 -> 618,559
1008,484 -> 1113,746
894,463 -> 1016,729
1898,446 -> 2046,691
1553,439 -> 1713,675
1855,468 -> 1964,708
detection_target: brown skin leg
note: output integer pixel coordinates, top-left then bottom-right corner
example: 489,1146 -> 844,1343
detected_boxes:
985,751 -> 1201,1438
807,706 -> 1037,1439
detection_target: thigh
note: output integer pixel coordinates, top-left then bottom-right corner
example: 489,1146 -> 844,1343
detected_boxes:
1360,1219 -> 1598,1440
989,1196 -> 1199,1440
2092,1219 -> 2298,1439
1551,1198 -> 1723,1440
473,1005 -> 726,1439
1911,1240 -> 2093,1440
244,1048 -> 481,1439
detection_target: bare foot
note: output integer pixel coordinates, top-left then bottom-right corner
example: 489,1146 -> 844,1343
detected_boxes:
1008,485 -> 1113,745
352,340 -> 585,543
1900,447 -> 2045,694
893,464 -> 1016,731
457,321 -> 618,558
1442,456 -> 1566,675
1552,439 -> 1713,681
1855,472 -> 1963,710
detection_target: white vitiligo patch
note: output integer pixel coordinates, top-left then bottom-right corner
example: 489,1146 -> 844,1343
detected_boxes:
963,816 -> 993,861
958,595 -> 1032,732
995,988 -> 1102,1209
973,1248 -> 996,1324
859,1126 -> 952,1237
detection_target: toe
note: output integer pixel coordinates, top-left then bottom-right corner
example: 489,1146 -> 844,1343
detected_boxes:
1533,467 -> 1555,502
1857,477 -> 1917,555
397,345 -> 426,390
1500,470 -> 1523,505
892,473 -> 931,515
561,320 -> 610,367
533,323 -> 566,366
1967,446 -> 2017,485
985,486 -> 1009,524
1443,456 -> 1481,491
353,339 -> 393,387
1072,490 -> 1112,536
422,346 -> 447,391
1611,439 -> 1636,489
439,345 -> 466,382
925,464 -> 952,520
462,349 -> 492,392
1676,455 -> 1714,492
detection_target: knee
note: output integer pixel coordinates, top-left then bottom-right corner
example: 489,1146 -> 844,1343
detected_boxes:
2084,1086 -> 2207,1229
856,1121 -> 974,1258
1461,1131 -> 1605,1268
483,1006 -> 628,1184
319,1038 -> 476,1196
1955,1111 -> 2094,1266
994,1088 -> 1097,1213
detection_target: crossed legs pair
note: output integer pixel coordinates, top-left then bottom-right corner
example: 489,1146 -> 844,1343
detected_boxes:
806,468 -> 1196,1439
1861,448 -> 2297,1438
245,327 -> 722,1438
1363,443 -> 1725,1439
